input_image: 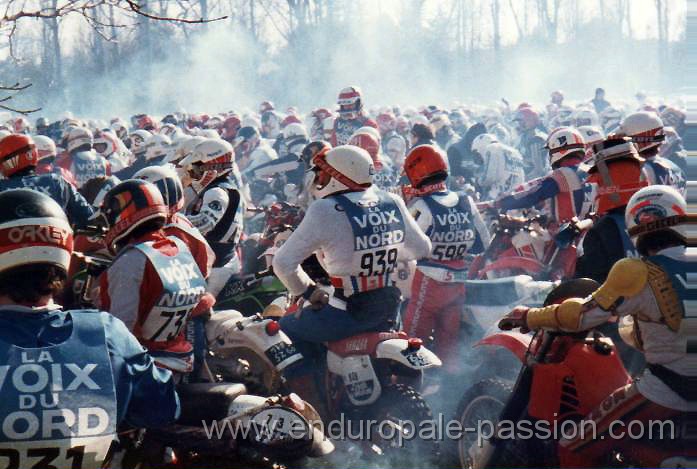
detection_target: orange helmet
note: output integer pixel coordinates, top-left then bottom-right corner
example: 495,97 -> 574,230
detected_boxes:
403,144 -> 448,188
588,137 -> 647,214
348,130 -> 382,170
0,134 -> 39,177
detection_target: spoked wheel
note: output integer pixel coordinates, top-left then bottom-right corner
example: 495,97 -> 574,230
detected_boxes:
455,379 -> 512,469
345,383 -> 439,468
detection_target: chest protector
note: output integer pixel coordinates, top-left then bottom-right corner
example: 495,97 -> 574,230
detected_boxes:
607,212 -> 638,258
550,165 -> 591,222
0,312 -> 116,469
420,192 -> 476,265
128,237 -> 206,346
644,256 -> 697,349
332,191 -> 405,292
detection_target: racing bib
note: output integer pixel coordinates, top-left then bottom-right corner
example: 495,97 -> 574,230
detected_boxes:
131,237 -> 206,343
0,312 -> 117,469
421,192 -> 476,263
333,191 -> 405,291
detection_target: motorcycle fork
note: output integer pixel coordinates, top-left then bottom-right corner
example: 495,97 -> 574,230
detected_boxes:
483,332 -> 557,468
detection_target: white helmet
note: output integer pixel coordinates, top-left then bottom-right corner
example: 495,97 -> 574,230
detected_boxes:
619,111 -> 664,154
410,114 -> 429,127
129,129 -> 152,155
577,126 -> 605,146
167,135 -> 206,164
282,122 -> 308,141
33,135 -> 57,161
66,126 -> 93,153
181,138 -> 236,193
310,145 -> 373,199
0,130 -> 11,140
625,185 -> 687,246
144,134 -> 172,161
471,133 -> 498,155
159,123 -> 181,139
545,127 -> 586,165
571,108 -> 599,127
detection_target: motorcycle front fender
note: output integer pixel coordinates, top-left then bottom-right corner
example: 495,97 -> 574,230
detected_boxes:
475,331 -> 532,363
375,339 -> 442,369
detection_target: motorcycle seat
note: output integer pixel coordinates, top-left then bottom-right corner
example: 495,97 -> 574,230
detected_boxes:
326,331 -> 407,357
176,382 -> 248,425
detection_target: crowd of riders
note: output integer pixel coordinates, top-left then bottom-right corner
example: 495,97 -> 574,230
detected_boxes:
0,84 -> 691,468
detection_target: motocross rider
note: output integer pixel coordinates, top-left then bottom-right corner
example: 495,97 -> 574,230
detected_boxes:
330,86 -> 378,146
513,107 -> 548,179
0,134 -> 94,228
180,139 -> 245,298
499,185 -> 695,466
402,144 -> 490,372
491,126 -> 592,228
619,111 -> 686,197
274,145 -> 431,411
575,137 -> 648,282
96,180 -> 207,374
0,188 -> 179,467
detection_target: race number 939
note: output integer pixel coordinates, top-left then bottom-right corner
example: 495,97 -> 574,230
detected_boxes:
360,248 -> 398,276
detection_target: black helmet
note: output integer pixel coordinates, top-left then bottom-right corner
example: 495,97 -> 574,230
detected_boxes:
0,189 -> 73,274
96,179 -> 167,254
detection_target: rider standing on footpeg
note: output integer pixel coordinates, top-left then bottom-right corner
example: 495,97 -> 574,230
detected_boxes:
401,144 -> 490,374
274,145 -> 431,412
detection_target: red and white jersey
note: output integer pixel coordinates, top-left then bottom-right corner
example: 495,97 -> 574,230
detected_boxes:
98,231 -> 206,373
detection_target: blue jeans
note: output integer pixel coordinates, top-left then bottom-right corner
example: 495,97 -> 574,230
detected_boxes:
280,303 -> 395,377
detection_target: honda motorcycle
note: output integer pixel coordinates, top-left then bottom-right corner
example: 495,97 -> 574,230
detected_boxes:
454,279 -> 632,468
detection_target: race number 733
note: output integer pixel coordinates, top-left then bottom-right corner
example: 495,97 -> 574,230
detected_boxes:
360,248 -> 398,276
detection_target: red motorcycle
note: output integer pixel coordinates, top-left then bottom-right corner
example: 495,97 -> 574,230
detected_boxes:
455,279 -> 633,468
468,214 -> 589,281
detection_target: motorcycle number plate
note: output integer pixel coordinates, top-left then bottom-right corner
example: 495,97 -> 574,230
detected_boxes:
250,407 -> 310,444
265,342 -> 300,366
402,350 -> 432,367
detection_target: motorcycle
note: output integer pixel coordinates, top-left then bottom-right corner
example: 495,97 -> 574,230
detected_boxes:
468,213 -> 590,281
216,202 -> 306,315
115,382 -> 333,468
204,309 -> 302,396
454,279 -> 631,468
280,299 -> 443,466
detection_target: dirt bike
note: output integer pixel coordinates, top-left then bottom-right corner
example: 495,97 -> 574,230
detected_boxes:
216,202 -> 307,315
468,213 -> 590,281
454,279 -> 632,468
280,298 -> 443,466
114,382 -> 333,468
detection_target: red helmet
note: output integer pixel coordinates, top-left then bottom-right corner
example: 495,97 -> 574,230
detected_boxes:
348,131 -> 381,170
281,115 -> 302,128
376,113 -> 397,134
221,115 -> 242,141
0,134 -> 38,177
337,86 -> 363,117
259,101 -> 275,114
403,144 -> 448,188
136,115 -> 158,131
311,108 -> 333,121
513,107 -> 540,131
